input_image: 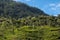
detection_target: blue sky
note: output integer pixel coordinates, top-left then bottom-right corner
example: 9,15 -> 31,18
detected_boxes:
14,0 -> 60,16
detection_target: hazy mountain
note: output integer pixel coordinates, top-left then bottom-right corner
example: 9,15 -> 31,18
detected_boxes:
0,0 -> 48,18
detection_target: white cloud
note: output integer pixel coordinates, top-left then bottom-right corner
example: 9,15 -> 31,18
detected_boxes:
54,15 -> 58,16
49,3 -> 60,10
49,3 -> 56,6
14,0 -> 32,2
13,0 -> 20,1
25,0 -> 32,1
51,7 -> 56,10
56,4 -> 60,7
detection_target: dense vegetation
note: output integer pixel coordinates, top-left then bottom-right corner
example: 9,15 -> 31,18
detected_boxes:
0,16 -> 60,40
0,0 -> 60,40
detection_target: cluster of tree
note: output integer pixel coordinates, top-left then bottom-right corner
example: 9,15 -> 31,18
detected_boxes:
0,15 -> 60,40
10,15 -> 60,27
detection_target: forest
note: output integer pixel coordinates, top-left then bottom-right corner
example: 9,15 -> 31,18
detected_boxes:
0,0 -> 60,40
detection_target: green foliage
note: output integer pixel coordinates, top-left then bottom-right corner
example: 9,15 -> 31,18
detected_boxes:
0,16 -> 60,40
0,23 -> 60,40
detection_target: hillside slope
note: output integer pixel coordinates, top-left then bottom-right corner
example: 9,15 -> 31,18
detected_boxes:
0,0 -> 48,18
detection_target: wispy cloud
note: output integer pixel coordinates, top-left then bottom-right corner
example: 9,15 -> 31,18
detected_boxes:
25,0 -> 32,1
51,7 -> 56,10
49,3 -> 60,10
49,3 -> 56,6
56,3 -> 60,7
13,0 -> 20,1
14,0 -> 32,2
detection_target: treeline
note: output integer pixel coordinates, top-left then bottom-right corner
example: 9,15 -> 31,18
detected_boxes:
0,15 -> 60,27
8,15 -> 60,27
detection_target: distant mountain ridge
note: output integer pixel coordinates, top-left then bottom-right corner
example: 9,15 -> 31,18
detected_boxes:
0,0 -> 48,18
